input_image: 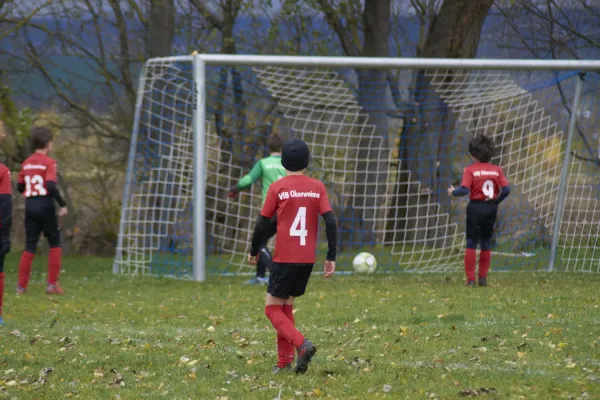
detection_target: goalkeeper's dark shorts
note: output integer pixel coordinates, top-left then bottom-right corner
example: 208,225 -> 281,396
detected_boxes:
267,263 -> 314,299
466,200 -> 497,250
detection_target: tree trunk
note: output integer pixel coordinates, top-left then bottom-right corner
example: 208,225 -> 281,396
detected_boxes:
147,0 -> 175,252
147,0 -> 175,59
352,0 -> 391,244
389,0 -> 493,244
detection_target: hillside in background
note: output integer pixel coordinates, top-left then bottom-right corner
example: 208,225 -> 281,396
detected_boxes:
1,8 -> 599,110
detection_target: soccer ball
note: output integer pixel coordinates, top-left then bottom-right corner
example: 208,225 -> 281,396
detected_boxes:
352,252 -> 377,274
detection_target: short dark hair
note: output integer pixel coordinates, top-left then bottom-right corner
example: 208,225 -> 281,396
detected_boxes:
30,127 -> 54,150
267,133 -> 282,153
468,135 -> 495,163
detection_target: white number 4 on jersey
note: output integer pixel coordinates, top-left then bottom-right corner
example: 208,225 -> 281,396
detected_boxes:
290,207 -> 308,246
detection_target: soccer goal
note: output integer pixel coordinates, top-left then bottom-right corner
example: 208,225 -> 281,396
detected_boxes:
113,55 -> 600,280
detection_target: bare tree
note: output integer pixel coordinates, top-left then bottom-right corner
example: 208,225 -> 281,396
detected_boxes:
311,0 -> 391,244
313,0 -> 492,244
495,0 -> 600,163
387,0 -> 493,244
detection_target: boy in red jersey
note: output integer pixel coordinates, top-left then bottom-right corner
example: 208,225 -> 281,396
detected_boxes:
449,135 -> 510,287
248,138 -> 337,374
0,121 -> 12,324
16,127 -> 68,295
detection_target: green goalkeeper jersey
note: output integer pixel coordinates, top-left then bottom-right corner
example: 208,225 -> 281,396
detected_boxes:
237,155 -> 286,203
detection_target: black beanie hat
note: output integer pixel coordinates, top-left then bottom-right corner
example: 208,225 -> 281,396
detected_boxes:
282,138 -> 310,172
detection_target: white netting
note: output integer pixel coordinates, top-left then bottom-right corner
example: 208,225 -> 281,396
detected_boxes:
114,58 -> 600,277
253,67 -> 461,272
559,158 -> 600,272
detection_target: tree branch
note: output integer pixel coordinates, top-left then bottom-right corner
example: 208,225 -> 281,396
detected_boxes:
25,41 -> 126,141
0,0 -> 52,41
189,0 -> 224,31
107,0 -> 136,107
316,0 -> 360,57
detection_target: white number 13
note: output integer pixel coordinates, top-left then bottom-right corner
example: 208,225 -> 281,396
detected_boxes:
482,179 -> 495,199
290,207 -> 308,246
25,175 -> 47,197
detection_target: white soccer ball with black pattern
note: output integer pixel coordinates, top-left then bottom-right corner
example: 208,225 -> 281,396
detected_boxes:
352,252 -> 377,274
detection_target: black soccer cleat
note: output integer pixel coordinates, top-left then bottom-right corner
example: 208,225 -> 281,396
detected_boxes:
272,363 -> 292,374
478,277 -> 487,287
466,280 -> 476,288
294,339 -> 317,374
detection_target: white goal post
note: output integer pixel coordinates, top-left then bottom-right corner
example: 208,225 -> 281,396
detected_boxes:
114,54 -> 600,281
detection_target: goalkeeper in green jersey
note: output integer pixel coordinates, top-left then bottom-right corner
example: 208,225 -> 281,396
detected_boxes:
228,134 -> 286,284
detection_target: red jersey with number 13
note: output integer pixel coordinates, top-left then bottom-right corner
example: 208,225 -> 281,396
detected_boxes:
461,162 -> 509,201
18,153 -> 58,198
261,175 -> 332,264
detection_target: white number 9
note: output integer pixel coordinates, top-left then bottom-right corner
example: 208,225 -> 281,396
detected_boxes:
482,179 -> 495,199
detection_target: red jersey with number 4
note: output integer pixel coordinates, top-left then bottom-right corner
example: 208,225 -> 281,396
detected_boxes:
18,153 -> 58,198
461,162 -> 509,201
261,175 -> 333,264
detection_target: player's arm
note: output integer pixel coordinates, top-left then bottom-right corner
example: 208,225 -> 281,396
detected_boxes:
17,167 -> 25,194
229,161 -> 262,198
495,169 -> 510,205
249,216 -> 271,258
322,211 -> 337,261
450,186 -> 469,197
448,167 -> 471,197
46,162 -> 67,208
249,186 -> 277,259
319,184 -> 337,277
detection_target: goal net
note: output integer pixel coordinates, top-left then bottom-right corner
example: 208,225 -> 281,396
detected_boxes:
113,56 -> 600,279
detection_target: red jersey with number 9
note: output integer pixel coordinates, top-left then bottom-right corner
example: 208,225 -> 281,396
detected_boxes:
461,162 -> 509,201
18,153 -> 58,199
261,175 -> 333,264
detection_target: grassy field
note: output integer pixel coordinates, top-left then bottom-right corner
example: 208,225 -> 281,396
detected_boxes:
0,254 -> 599,399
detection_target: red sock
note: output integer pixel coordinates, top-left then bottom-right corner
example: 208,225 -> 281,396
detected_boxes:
0,272 -> 4,316
464,248 -> 476,282
18,251 -> 35,289
276,305 -> 295,367
265,305 -> 304,349
48,248 -> 62,285
479,250 -> 491,278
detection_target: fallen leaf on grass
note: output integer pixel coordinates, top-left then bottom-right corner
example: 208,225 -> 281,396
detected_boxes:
112,373 -> 124,386
34,367 -> 53,386
458,387 -> 497,397
517,352 -> 526,358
